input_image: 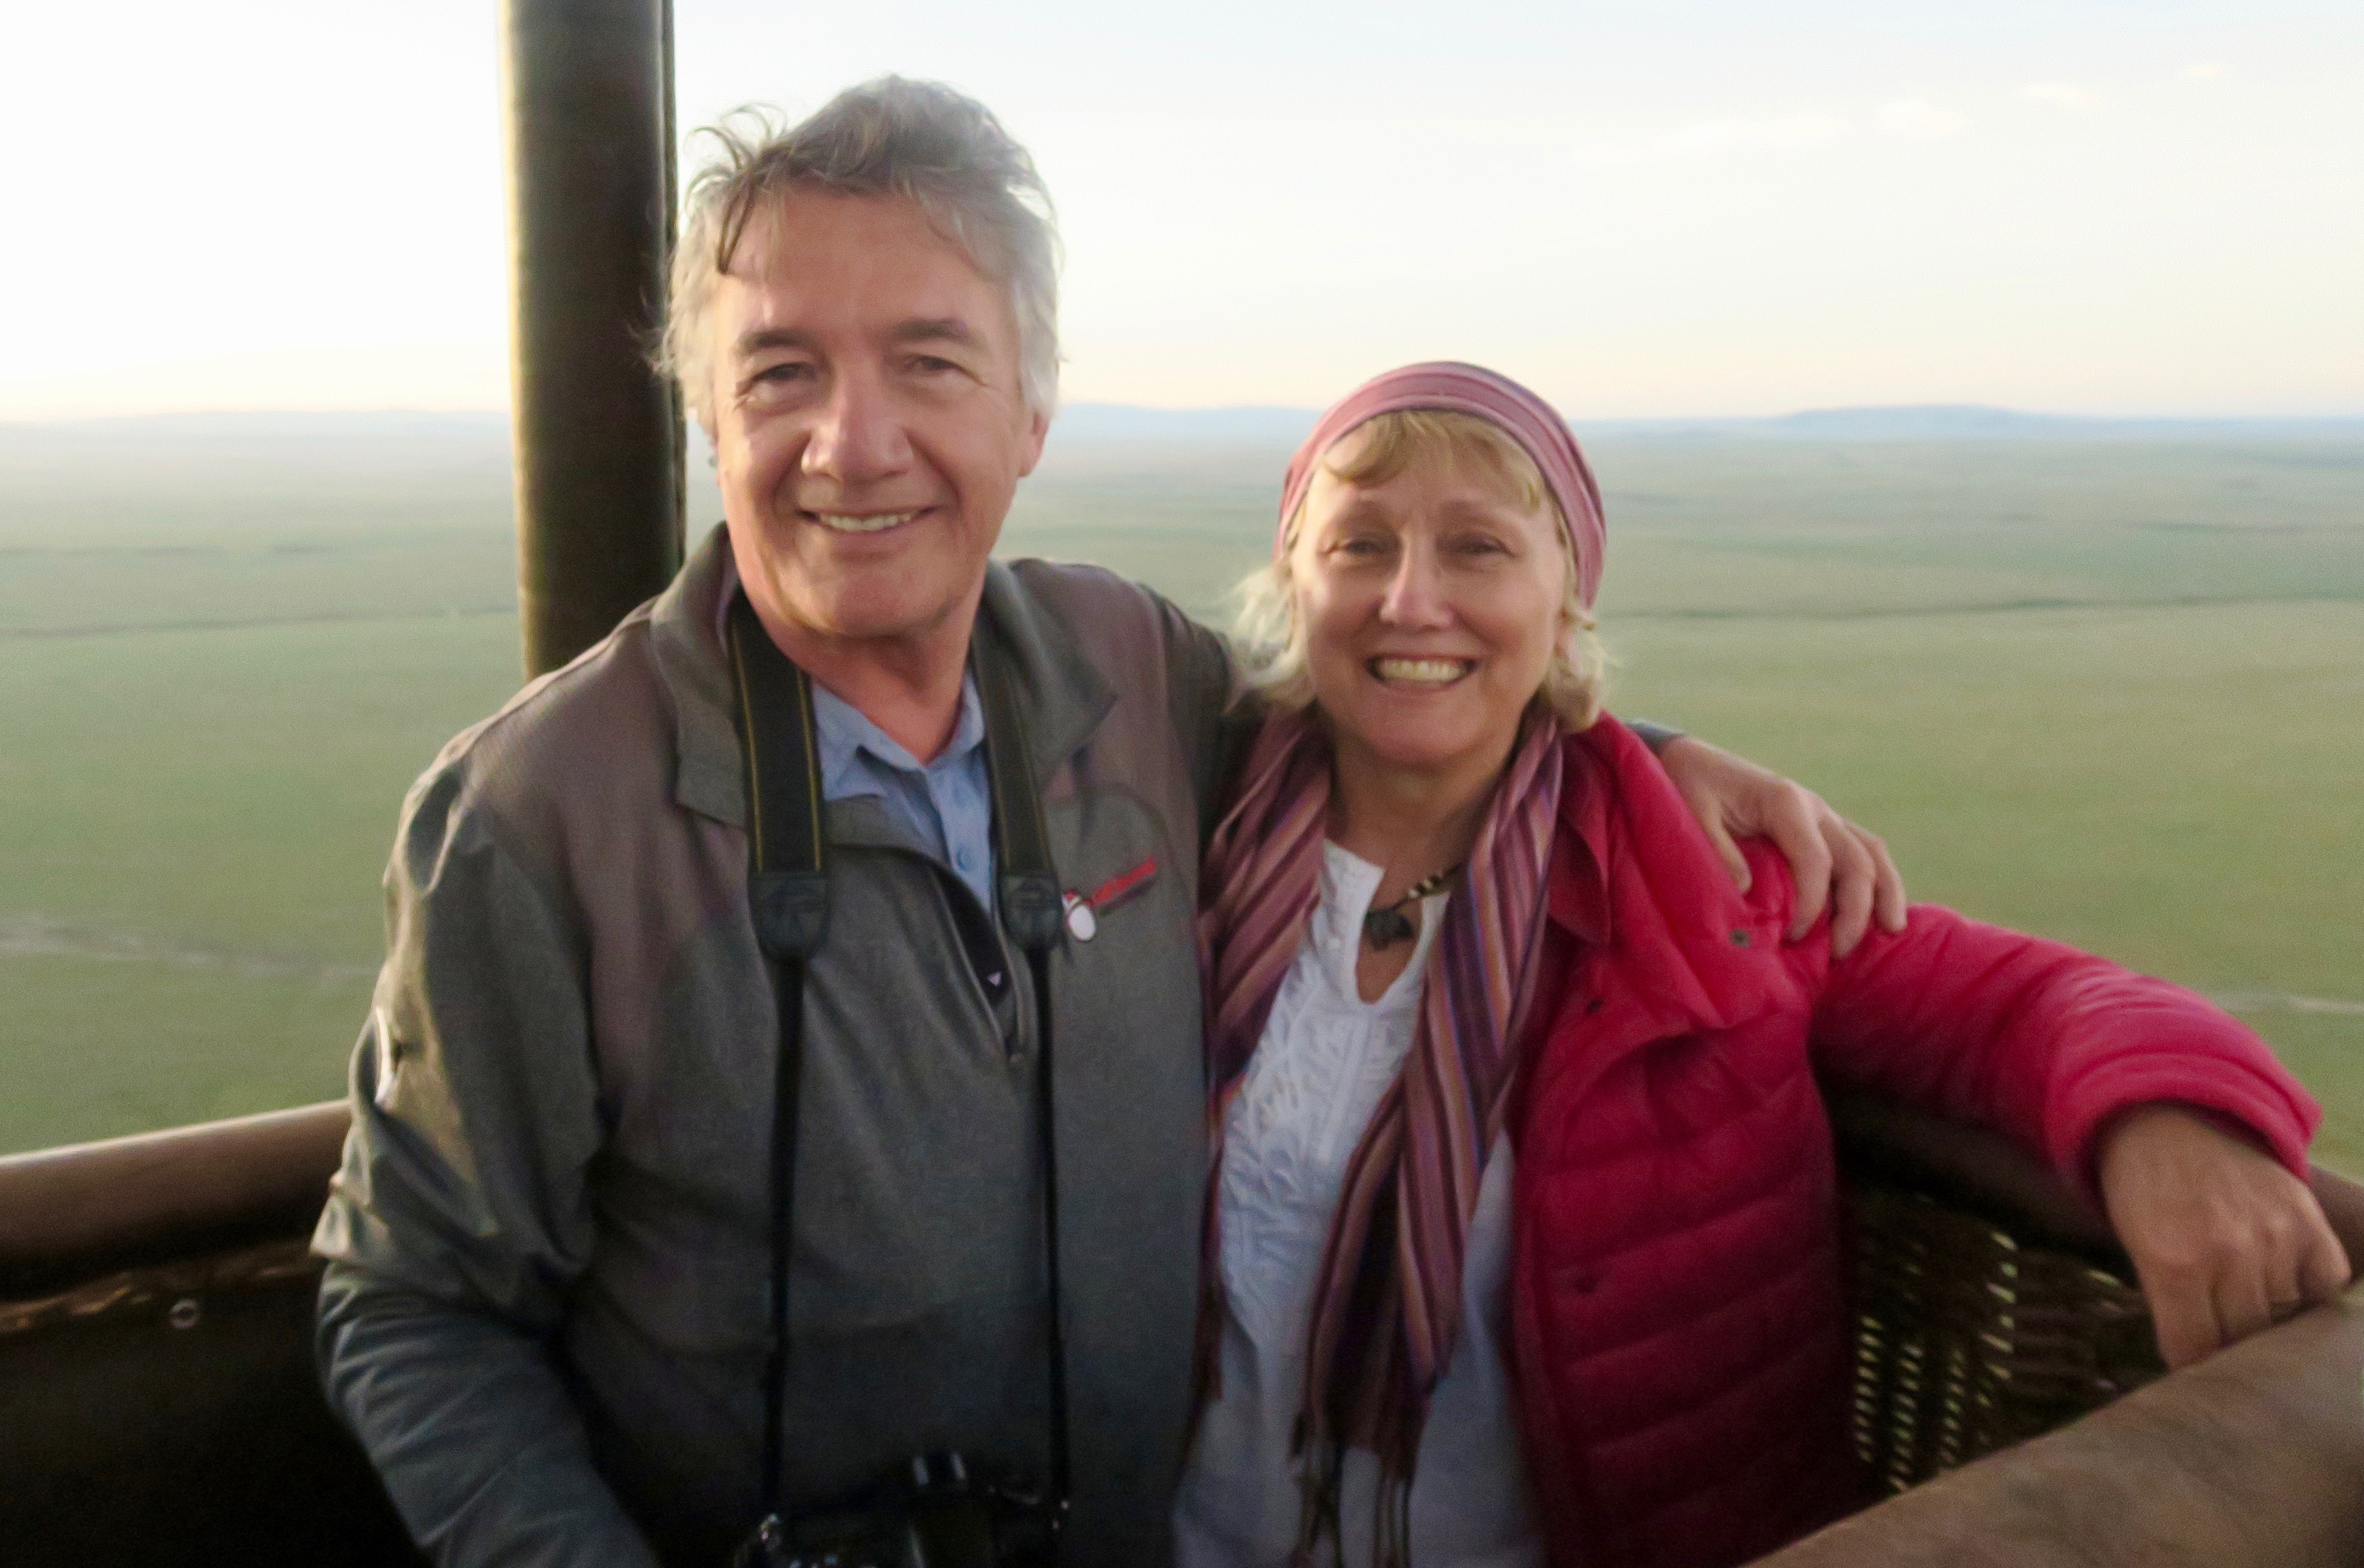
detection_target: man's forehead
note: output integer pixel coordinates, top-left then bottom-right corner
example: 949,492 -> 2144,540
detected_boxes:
719,190 -> 1001,316
704,196 -> 1012,359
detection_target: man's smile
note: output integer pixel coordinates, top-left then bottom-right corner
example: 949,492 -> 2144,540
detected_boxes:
805,506 -> 927,535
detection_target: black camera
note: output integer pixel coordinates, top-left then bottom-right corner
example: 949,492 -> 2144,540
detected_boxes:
732,1452 -> 1062,1568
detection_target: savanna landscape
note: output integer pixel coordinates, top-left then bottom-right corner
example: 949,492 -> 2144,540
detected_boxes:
2,412 -> 2358,1164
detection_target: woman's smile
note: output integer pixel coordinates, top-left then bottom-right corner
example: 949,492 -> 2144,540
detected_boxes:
1367,655 -> 1477,687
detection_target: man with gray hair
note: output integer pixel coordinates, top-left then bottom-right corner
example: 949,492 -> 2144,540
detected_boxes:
315,76 -> 1897,1568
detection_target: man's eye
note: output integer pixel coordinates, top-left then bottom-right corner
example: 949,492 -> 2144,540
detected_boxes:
908,355 -> 962,375
749,363 -> 813,387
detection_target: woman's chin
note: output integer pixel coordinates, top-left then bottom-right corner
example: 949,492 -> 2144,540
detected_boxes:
1331,719 -> 1504,779
1314,677 -> 1533,779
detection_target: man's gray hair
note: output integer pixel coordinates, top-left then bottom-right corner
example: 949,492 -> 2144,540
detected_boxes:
660,77 -> 1061,429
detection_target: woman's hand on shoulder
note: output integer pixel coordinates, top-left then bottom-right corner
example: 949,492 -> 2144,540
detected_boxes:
2098,1103 -> 2352,1369
1655,735 -> 1906,957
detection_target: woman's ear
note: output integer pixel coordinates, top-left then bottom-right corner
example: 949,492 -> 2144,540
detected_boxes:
1558,608 -> 1591,668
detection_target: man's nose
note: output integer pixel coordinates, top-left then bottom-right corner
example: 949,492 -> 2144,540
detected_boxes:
801,370 -> 911,484
1379,546 -> 1453,627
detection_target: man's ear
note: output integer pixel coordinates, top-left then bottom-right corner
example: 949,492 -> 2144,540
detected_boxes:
1017,404 -> 1051,479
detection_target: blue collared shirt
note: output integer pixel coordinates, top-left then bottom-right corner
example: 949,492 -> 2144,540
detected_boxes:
811,674 -> 997,912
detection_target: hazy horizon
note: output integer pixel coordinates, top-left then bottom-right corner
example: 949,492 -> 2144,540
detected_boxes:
9,401 -> 2363,439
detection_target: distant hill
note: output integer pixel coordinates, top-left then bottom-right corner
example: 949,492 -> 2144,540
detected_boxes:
1761,404 -> 2066,439
1738,405 -> 2364,442
0,410 -> 513,477
0,409 -> 509,447
1052,402 -> 2364,445
4,403 -> 2359,460
1048,403 -> 1317,446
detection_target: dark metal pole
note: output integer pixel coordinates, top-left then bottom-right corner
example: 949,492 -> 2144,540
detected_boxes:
502,0 -> 683,679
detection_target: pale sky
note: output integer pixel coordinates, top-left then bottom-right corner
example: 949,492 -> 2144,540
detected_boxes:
3,0 -> 2358,420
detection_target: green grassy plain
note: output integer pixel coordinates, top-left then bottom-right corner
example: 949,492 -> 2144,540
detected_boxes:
2,431 -> 2358,1163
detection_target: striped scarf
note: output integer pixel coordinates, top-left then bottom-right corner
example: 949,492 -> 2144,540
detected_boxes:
1197,705 -> 1566,1565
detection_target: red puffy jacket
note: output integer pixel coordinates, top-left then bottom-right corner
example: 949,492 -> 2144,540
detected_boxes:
1510,718 -> 2318,1568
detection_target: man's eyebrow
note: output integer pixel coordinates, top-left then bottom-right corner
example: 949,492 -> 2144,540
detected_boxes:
731,326 -> 819,360
890,317 -> 978,346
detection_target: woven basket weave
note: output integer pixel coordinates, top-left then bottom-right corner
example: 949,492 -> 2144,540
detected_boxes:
1846,1183 -> 2164,1493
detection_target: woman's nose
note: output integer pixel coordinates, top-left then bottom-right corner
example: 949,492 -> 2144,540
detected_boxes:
1379,549 -> 1452,627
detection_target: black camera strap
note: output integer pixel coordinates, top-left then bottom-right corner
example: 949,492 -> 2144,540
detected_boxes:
973,620 -> 1073,1535
726,591 -> 1072,1557
726,593 -> 829,1545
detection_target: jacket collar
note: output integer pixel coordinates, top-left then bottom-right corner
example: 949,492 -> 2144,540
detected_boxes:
647,523 -> 1115,828
1546,760 -> 1614,951
1549,715 -> 1793,1042
971,554 -> 1117,793
647,526 -> 744,827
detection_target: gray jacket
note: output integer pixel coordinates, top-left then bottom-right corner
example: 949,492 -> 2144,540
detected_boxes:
315,526 -> 1238,1567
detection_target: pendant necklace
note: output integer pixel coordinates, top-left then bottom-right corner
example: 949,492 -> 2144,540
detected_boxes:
1362,864 -> 1464,950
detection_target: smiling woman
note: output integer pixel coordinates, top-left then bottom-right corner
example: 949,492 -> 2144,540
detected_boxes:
1183,361 -> 2349,1568
1238,408 -> 1609,737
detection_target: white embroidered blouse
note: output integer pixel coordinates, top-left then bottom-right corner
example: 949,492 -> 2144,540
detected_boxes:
1172,842 -> 1542,1568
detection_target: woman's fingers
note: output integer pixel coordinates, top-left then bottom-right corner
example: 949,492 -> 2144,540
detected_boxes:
2144,1265 -> 2227,1370
1788,806 -> 1905,956
2167,1195 -> 2351,1366
2294,1200 -> 2354,1304
2208,1253 -> 2278,1360
1812,816 -> 1908,956
2147,1226 -> 2336,1369
2100,1104 -> 2354,1369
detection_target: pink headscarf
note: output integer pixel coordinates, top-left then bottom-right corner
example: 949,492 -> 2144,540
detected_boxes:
1277,361 -> 1608,611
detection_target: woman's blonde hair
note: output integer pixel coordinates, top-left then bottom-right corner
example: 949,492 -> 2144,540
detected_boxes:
1234,409 -> 1608,728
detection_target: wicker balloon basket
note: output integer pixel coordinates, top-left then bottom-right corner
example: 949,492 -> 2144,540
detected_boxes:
1845,1181 -> 2163,1494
